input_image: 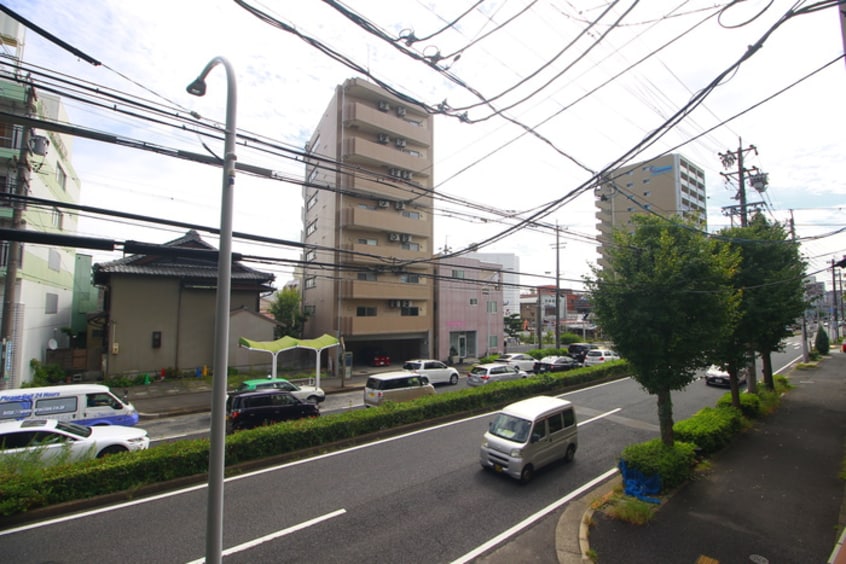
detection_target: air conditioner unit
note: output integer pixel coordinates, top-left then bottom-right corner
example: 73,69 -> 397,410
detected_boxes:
400,170 -> 412,180
395,138 -> 407,148
400,234 -> 411,242
396,106 -> 407,117
377,133 -> 390,144
388,232 -> 400,241
378,199 -> 390,208
394,201 -> 405,210
388,299 -> 400,308
378,100 -> 390,112
400,300 -> 411,307
389,168 -> 401,177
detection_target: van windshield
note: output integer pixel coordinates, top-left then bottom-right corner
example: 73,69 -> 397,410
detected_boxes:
489,413 -> 531,443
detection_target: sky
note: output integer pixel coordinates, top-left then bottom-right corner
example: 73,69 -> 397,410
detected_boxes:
1,0 -> 844,294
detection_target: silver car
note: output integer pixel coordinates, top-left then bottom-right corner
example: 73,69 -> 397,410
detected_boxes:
402,359 -> 460,385
467,363 -> 528,387
494,353 -> 537,373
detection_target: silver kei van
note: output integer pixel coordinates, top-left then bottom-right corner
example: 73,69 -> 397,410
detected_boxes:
363,371 -> 435,407
480,395 -> 577,482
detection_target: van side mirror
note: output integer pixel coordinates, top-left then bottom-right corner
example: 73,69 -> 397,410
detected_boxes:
530,433 -> 541,443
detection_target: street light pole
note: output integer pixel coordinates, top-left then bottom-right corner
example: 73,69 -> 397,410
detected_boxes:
187,56 -> 237,564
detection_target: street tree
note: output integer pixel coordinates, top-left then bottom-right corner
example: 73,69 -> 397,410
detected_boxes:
504,313 -> 522,339
717,214 -> 807,392
268,287 -> 308,338
586,215 -> 741,446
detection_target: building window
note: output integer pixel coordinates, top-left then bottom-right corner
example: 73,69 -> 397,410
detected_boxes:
307,167 -> 319,184
452,269 -> 465,279
52,207 -> 63,230
401,306 -> 419,316
358,272 -> 377,281
357,238 -> 377,246
306,220 -> 317,236
56,164 -> 67,191
45,292 -> 58,314
487,300 -> 497,314
401,210 -> 421,219
305,277 -> 316,289
48,249 -> 61,272
400,273 -> 419,283
305,249 -> 316,262
401,242 -> 420,251
356,306 -> 377,317
303,304 -> 316,315
469,298 -> 478,306
488,334 -> 498,349
307,193 -> 318,210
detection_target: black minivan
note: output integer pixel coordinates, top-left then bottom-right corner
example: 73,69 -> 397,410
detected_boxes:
567,343 -> 598,363
226,389 -> 319,432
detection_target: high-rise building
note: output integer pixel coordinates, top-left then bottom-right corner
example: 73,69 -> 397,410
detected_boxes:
300,78 -> 435,365
0,17 -> 82,386
595,154 -> 706,269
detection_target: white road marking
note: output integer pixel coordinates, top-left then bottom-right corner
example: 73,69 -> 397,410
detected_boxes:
184,509 -> 346,564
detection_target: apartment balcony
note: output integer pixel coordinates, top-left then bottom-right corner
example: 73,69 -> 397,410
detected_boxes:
340,206 -> 430,237
344,174 -> 432,203
341,241 -> 430,265
341,137 -> 430,179
340,313 -> 431,335
340,279 -> 431,301
344,101 -> 431,147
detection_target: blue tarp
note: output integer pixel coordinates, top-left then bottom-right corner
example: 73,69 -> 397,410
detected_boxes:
619,460 -> 662,504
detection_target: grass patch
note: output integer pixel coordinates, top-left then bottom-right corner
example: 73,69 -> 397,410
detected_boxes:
604,495 -> 658,525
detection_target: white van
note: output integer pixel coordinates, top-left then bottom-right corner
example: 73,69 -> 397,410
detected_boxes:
0,384 -> 139,427
363,371 -> 435,407
480,395 -> 577,482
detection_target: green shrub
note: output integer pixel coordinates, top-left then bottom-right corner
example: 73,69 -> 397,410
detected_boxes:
815,328 -> 830,355
620,439 -> 697,491
673,406 -> 742,455
715,391 -> 761,419
28,360 -> 66,386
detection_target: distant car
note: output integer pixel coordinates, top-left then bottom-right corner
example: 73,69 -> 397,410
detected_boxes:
494,353 -> 536,372
369,351 -> 391,367
236,377 -> 325,403
567,343 -> 598,363
467,363 -> 528,387
0,418 -> 150,466
705,365 -> 748,388
225,390 -> 319,432
402,359 -> 460,385
583,349 -> 620,366
533,355 -> 582,374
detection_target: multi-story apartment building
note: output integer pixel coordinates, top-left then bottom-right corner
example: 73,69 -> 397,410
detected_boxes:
0,18 -> 82,386
301,78 -> 435,366
434,256 -> 504,362
465,252 -> 520,317
596,154 -> 707,269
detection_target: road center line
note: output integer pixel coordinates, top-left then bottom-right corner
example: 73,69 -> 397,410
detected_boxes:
184,508 -> 346,564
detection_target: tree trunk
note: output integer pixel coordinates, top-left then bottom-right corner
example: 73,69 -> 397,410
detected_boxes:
761,352 -> 774,389
728,368 -> 741,409
656,388 -> 675,446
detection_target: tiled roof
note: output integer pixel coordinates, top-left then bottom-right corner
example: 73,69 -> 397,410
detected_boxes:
93,230 -> 274,284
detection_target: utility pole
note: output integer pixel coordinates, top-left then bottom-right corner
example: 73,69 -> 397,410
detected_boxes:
554,222 -> 560,350
718,138 -> 767,227
789,211 -> 810,362
832,258 -> 841,342
0,81 -> 35,387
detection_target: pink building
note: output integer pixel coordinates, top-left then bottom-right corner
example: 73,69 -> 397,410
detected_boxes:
435,257 -> 505,363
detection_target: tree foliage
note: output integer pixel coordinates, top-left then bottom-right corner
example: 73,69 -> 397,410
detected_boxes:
586,215 -> 741,446
504,313 -> 523,338
268,287 -> 308,339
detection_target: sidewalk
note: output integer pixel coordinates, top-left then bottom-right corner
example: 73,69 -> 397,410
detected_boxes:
557,350 -> 846,564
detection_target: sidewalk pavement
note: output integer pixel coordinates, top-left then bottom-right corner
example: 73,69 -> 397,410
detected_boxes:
555,350 -> 846,564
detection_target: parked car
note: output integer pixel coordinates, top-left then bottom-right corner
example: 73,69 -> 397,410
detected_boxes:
567,343 -> 598,363
705,365 -> 748,388
225,390 -> 319,432
236,377 -> 325,403
401,359 -> 460,385
366,350 -> 391,367
583,349 -> 620,366
0,418 -> 149,466
363,372 -> 435,407
467,363 -> 528,387
494,353 -> 536,372
533,355 -> 582,374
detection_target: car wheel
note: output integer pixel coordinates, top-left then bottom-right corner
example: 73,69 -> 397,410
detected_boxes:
97,445 -> 127,458
520,464 -> 534,483
307,395 -> 320,403
564,444 -> 576,463
449,374 -> 458,385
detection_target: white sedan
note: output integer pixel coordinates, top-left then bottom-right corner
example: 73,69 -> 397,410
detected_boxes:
583,349 -> 620,366
402,359 -> 460,385
494,353 -> 537,372
0,418 -> 150,466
